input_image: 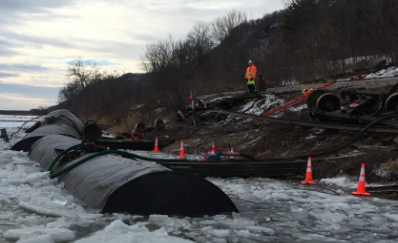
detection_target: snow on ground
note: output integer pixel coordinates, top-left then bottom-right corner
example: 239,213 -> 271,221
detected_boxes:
225,95 -> 284,123
336,66 -> 398,82
198,91 -> 246,101
0,115 -> 37,128
320,176 -> 372,189
366,66 -> 398,79
3,119 -> 398,242
288,104 -> 307,112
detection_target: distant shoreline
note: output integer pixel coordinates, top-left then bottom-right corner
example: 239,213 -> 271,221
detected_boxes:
0,110 -> 43,116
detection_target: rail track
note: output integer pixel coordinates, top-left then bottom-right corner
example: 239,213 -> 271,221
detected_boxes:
206,109 -> 398,134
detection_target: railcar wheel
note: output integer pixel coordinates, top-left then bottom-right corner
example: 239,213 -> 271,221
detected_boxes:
154,119 -> 165,131
316,93 -> 341,112
135,122 -> 146,132
385,92 -> 398,112
389,83 -> 398,95
307,90 -> 326,109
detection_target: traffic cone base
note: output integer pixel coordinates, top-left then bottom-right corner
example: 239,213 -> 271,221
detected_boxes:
153,137 -> 160,152
352,163 -> 370,196
301,157 -> 316,185
178,140 -> 185,158
352,191 -> 370,196
301,179 -> 316,185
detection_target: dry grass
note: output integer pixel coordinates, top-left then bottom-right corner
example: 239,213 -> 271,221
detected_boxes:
95,115 -> 114,126
93,111 -> 159,137
107,116 -> 141,136
381,158 -> 398,172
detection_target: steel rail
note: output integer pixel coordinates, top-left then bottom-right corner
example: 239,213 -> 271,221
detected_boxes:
206,109 -> 398,134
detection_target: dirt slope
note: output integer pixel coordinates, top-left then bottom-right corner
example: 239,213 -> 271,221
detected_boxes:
145,77 -> 398,184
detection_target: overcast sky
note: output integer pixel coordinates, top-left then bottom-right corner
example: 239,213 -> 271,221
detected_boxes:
0,0 -> 284,110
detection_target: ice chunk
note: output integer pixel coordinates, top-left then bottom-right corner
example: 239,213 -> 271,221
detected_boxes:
290,205 -> 303,213
149,214 -> 169,221
0,211 -> 15,220
46,217 -> 71,228
75,224 -> 193,243
232,212 -> 240,220
384,213 -> 398,222
164,217 -> 192,229
324,224 -> 341,231
212,238 -> 227,243
246,226 -> 275,234
216,218 -> 256,229
310,212 -> 347,224
234,229 -> 260,238
299,233 -> 329,241
336,189 -> 344,194
104,220 -> 148,234
290,212 -> 314,223
348,218 -> 366,228
15,215 -> 43,225
367,225 -> 393,234
16,234 -> 54,243
208,229 -> 230,237
371,216 -> 387,227
50,192 -> 68,206
214,215 -> 227,221
4,226 -> 75,242
18,201 -> 76,218
200,226 -> 213,232
148,214 -> 191,229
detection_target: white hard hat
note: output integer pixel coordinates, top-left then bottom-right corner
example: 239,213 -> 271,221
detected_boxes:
248,60 -> 253,64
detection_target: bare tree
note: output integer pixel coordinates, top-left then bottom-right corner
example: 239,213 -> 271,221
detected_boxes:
210,10 -> 248,44
67,58 -> 100,90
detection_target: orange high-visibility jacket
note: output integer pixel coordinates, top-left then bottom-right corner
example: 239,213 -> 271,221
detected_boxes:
245,64 -> 257,81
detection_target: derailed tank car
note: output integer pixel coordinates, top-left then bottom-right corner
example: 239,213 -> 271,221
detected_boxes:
11,110 -> 238,216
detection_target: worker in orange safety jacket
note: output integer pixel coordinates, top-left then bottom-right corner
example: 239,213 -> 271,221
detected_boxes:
245,60 -> 257,94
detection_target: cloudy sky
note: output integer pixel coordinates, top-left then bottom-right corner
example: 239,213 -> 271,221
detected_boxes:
0,0 -> 284,110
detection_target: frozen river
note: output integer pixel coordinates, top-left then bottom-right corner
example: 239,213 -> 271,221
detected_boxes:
1,118 -> 398,242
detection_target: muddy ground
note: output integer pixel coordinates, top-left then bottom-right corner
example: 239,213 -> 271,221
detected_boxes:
141,77 -> 398,187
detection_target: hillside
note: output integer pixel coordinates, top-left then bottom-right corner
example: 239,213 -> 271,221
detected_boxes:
121,71 -> 398,186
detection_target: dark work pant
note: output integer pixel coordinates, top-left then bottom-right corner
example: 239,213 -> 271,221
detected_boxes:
248,84 -> 255,94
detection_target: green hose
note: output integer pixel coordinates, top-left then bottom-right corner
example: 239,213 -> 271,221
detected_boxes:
47,143 -> 85,172
49,150 -> 190,179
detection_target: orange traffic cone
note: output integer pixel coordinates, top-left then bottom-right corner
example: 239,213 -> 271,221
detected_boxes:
153,137 -> 160,152
211,143 -> 216,156
177,140 -> 185,158
301,157 -> 316,185
189,89 -> 193,99
230,148 -> 235,159
352,163 -> 370,196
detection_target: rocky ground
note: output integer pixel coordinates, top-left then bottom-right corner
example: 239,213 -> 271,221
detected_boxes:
143,76 -> 398,189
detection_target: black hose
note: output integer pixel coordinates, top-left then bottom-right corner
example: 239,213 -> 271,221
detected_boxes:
293,110 -> 398,159
10,116 -> 42,139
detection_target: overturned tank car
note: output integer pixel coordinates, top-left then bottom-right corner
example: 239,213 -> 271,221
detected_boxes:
11,109 -> 238,216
